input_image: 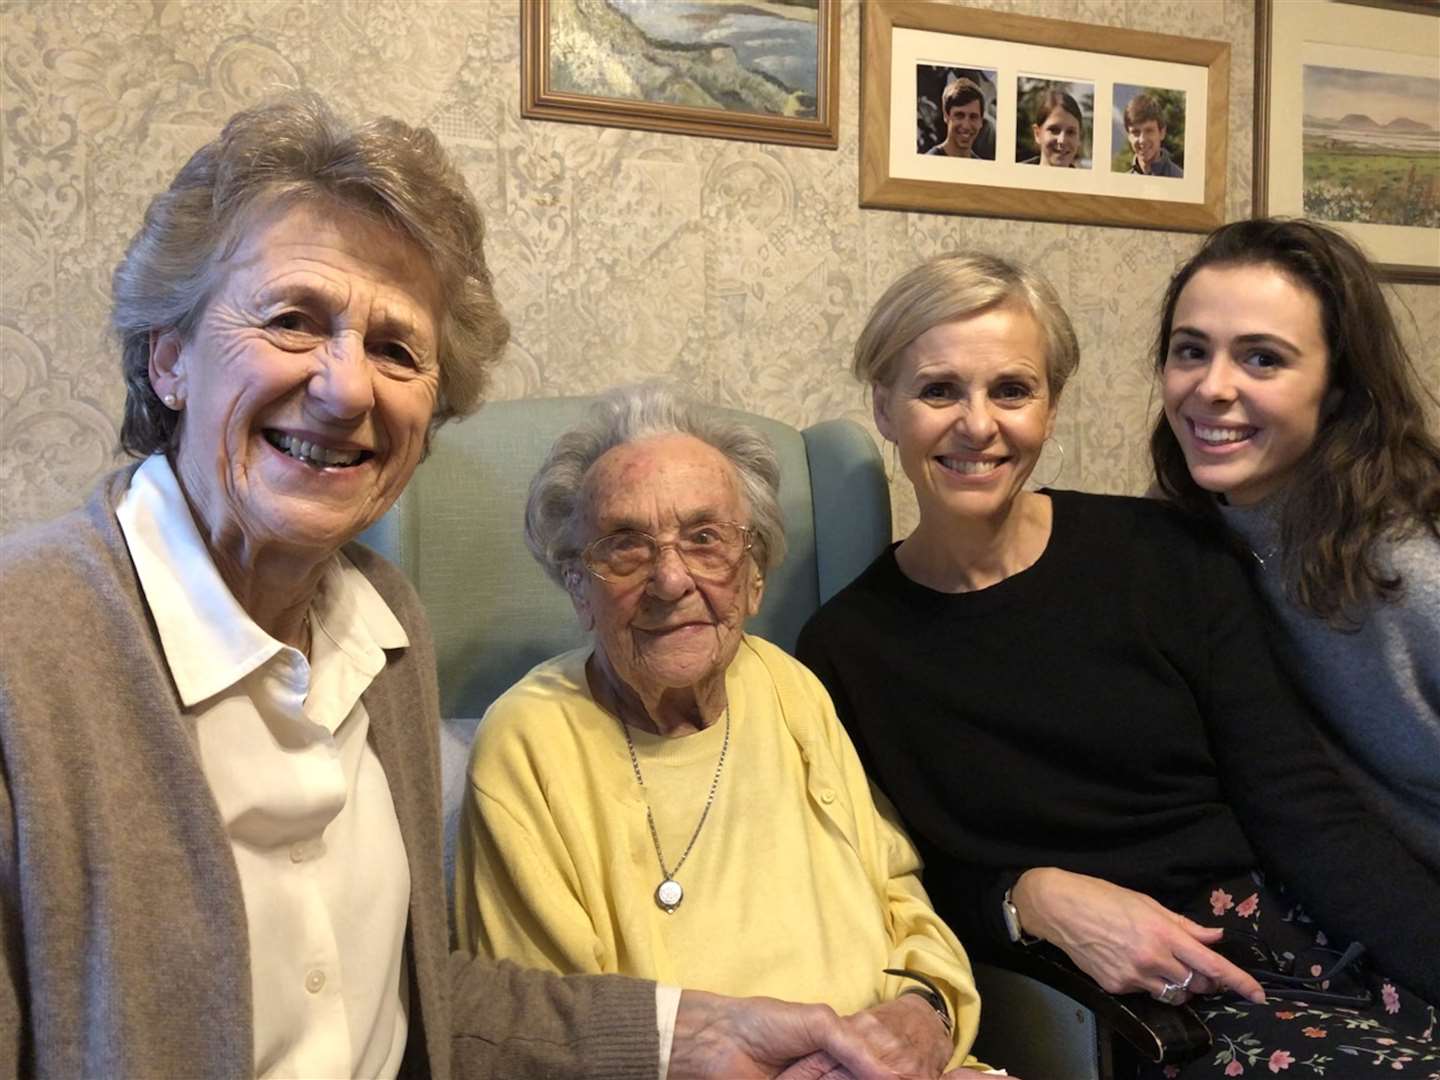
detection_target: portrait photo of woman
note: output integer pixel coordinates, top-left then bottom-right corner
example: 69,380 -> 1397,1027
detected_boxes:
1016,77 -> 1094,169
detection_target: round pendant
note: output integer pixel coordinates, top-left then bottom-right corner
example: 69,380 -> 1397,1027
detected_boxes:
655,878 -> 684,912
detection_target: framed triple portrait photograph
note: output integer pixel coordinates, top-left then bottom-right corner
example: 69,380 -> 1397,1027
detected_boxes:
861,2 -> 1230,232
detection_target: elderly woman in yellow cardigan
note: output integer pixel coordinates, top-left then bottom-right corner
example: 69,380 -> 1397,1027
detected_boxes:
454,385 -> 989,1078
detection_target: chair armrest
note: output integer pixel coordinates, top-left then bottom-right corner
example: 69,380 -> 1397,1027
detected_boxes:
999,945 -> 1212,1065
970,962 -> 1101,1080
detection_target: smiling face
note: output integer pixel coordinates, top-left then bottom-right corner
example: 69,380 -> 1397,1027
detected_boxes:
945,98 -> 983,155
1163,263 -> 1333,506
874,302 -> 1056,527
1128,119 -> 1165,169
1033,105 -> 1081,167
151,200 -> 442,560
571,434 -> 764,704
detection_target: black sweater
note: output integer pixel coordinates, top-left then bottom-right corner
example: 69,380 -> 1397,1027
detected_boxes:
797,490 -> 1440,1001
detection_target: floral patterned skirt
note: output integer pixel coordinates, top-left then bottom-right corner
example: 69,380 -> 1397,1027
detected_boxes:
1137,872 -> 1437,1079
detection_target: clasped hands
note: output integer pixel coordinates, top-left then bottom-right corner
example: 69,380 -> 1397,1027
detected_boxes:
1010,867 -> 1268,1007
670,987 -> 998,1080
666,868 -> 1265,1079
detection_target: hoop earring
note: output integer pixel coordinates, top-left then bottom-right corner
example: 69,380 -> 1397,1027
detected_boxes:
1031,436 -> 1065,488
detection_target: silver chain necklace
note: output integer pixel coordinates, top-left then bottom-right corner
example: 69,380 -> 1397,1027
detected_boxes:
618,708 -> 730,913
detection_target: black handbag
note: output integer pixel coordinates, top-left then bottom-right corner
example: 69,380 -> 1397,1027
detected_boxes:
1216,930 -> 1374,1007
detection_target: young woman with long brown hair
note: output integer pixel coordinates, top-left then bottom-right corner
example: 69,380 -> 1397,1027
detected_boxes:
1153,217 -> 1440,872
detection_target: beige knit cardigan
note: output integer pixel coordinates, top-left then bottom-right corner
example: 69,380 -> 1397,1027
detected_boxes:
0,466 -> 657,1078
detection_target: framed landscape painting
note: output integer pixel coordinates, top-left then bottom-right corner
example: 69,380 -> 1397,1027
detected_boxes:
521,0 -> 840,149
1256,0 -> 1440,283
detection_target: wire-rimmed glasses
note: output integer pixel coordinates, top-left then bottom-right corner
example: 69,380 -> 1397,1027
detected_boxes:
581,521 -> 754,584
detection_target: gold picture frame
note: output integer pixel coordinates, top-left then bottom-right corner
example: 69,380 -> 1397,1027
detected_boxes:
859,1 -> 1230,232
521,0 -> 840,150
1255,0 -> 1440,284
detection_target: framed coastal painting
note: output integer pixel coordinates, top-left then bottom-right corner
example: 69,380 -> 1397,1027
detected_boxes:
860,2 -> 1230,231
1255,0 -> 1440,283
521,0 -> 840,149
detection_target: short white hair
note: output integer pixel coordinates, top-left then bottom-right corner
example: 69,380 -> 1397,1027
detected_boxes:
524,384 -> 787,588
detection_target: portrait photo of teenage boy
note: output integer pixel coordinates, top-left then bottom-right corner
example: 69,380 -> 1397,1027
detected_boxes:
1113,85 -> 1185,177
916,65 -> 998,160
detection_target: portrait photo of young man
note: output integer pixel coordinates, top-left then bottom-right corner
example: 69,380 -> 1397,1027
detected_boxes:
915,66 -> 997,160
1115,87 -> 1185,177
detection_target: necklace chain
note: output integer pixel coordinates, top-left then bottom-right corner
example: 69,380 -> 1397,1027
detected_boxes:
619,708 -> 730,895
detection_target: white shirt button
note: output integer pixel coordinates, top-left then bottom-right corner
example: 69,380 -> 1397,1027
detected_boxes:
305,969 -> 326,994
290,842 -> 308,863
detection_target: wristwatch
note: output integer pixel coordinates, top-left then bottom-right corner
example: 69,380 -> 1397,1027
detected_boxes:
1002,886 -> 1039,945
882,968 -> 953,1039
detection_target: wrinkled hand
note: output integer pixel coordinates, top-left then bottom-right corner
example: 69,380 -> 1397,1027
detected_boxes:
669,989 -> 895,1080
843,994 -> 951,1077
1012,867 -> 1265,1004
777,1056 -> 1018,1080
772,996 -> 951,1080
775,1050 -> 847,1079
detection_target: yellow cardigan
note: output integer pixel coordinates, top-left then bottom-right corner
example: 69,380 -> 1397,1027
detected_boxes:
455,635 -> 982,1069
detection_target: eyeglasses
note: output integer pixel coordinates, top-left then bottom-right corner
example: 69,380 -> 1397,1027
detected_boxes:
581,521 -> 754,584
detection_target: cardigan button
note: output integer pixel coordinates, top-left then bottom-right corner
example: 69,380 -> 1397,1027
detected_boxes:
819,789 -> 836,804
305,969 -> 326,994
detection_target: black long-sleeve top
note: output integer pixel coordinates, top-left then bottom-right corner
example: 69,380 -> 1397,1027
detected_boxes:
797,490 -> 1440,1002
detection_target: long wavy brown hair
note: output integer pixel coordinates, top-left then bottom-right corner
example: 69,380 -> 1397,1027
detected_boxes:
1150,218 -> 1440,627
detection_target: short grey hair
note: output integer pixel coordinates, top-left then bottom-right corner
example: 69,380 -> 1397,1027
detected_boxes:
111,90 -> 509,457
525,385 -> 788,588
853,252 -> 1080,400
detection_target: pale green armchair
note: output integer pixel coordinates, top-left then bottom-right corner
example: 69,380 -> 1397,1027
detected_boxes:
360,394 -> 1165,1080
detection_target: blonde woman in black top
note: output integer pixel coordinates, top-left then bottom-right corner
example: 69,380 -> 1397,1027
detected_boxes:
799,251 -> 1440,1078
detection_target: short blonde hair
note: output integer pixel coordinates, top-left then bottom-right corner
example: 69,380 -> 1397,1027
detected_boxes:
852,252 -> 1080,400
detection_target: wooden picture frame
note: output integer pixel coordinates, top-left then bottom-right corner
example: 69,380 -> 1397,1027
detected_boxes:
521,0 -> 840,150
1255,0 -> 1440,284
859,2 -> 1230,232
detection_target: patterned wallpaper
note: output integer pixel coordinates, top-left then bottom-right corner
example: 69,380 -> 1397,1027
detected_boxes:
2,0 -> 1436,540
